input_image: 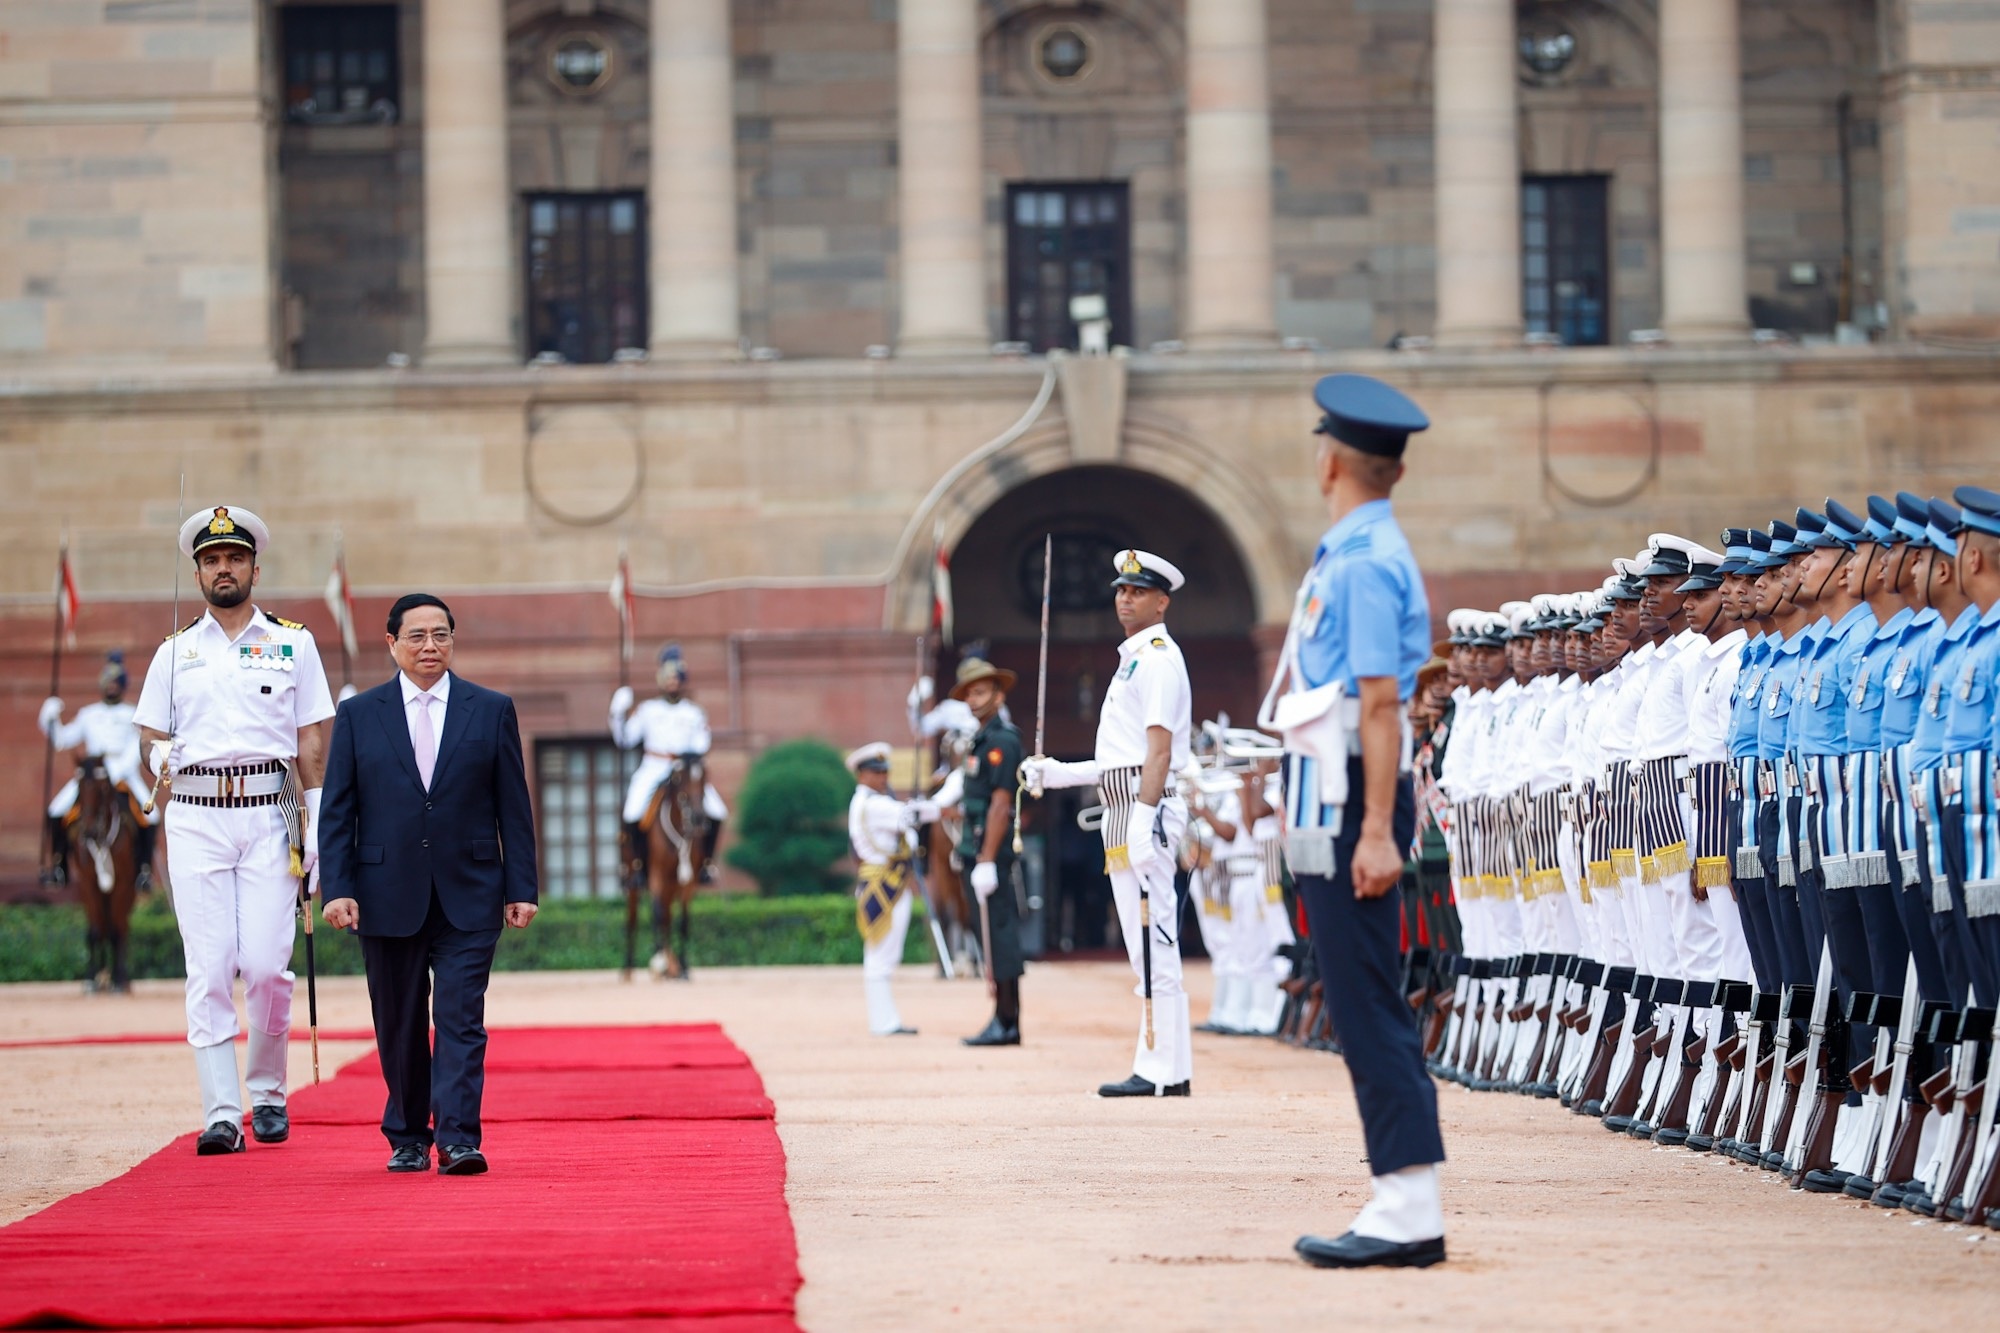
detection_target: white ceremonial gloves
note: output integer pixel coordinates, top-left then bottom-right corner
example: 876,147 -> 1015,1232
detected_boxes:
906,676 -> 934,710
301,788 -> 323,879
970,860 -> 1000,902
37,696 -> 62,735
611,685 -> 635,716
1126,801 -> 1164,874
906,799 -> 942,825
1020,756 -> 1102,798
147,738 -> 173,781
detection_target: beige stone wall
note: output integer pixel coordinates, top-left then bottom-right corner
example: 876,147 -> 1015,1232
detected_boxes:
1879,0 -> 2000,338
0,0 -> 276,372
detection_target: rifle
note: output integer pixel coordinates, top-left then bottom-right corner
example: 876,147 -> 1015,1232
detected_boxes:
1692,981 -> 1753,1151
1726,990 -> 1781,1162
1652,980 -> 1715,1144
1757,981 -> 1814,1163
1630,978 -> 1690,1136
1573,964 -> 1632,1116
1788,980 -> 1858,1189
1851,966 -> 1917,1196
1781,944 -> 1839,1176
1602,975 -> 1661,1127
1952,1007 -> 2000,1222
1868,996 -> 1947,1200
1924,1006 -> 1994,1215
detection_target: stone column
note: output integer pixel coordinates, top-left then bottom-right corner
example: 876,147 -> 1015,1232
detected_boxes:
420,0 -> 514,366
1432,0 -> 1522,347
1184,0 -> 1276,349
651,0 -> 741,359
1659,0 -> 1750,343
896,0 -> 987,355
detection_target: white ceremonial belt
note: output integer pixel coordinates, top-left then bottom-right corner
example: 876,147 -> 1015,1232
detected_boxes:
172,771 -> 287,800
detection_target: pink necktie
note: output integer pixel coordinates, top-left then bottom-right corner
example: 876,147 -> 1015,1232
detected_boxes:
414,694 -> 436,789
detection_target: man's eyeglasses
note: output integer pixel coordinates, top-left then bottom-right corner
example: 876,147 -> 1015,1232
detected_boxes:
397,630 -> 454,647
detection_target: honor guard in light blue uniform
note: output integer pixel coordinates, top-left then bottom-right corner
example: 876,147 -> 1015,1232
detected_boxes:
1940,489 -> 2000,985
1273,374 -> 1445,1271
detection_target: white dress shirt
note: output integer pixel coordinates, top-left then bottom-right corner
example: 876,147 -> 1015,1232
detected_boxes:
1095,624 -> 1192,771
1686,629 -> 1749,764
133,607 -> 336,769
400,670 -> 452,776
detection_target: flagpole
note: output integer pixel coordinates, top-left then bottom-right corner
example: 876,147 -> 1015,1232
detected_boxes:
335,535 -> 352,691
39,530 -> 67,878
616,540 -> 631,691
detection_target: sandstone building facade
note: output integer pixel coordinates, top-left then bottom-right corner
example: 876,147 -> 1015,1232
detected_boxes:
2,0 -> 1997,907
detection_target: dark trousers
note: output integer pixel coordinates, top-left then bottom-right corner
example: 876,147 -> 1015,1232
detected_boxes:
1295,764 -> 1444,1178
359,889 -> 502,1150
1734,875 -> 1781,995
1933,808 -> 1999,1006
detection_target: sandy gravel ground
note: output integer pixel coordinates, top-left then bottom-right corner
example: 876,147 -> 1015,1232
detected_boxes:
3,961 -> 1993,1330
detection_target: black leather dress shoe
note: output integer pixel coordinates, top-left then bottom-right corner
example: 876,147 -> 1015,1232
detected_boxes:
250,1104 -> 289,1144
1097,1074 -> 1191,1097
387,1143 -> 431,1173
1801,1167 -> 1852,1194
887,1026 -> 918,1036
1653,1126 -> 1690,1148
1871,1179 -> 1909,1208
961,1018 -> 1020,1047
1603,1114 -> 1636,1133
195,1120 -> 244,1156
439,1145 -> 489,1176
1841,1173 -> 1878,1200
1295,1231 -> 1446,1270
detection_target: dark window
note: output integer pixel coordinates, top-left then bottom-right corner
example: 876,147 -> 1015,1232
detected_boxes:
282,5 -> 400,125
1522,175 -> 1611,346
1006,182 -> 1132,353
525,192 -> 648,365
536,738 -> 639,899
1019,530 -> 1136,616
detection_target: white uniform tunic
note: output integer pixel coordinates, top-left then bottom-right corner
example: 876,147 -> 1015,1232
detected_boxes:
132,607 -> 334,1125
610,694 -> 730,823
1095,623 -> 1195,1089
45,699 -> 146,818
850,784 -> 920,1034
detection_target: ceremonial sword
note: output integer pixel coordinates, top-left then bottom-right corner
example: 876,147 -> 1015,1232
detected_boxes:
140,474 -> 185,817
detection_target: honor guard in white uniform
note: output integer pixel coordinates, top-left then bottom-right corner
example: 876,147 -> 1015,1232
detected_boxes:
1024,549 -> 1196,1096
133,505 -> 335,1155
41,650 -> 160,887
846,742 -> 939,1036
610,644 -> 729,885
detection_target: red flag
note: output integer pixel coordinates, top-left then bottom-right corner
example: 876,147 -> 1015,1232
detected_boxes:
56,542 -> 80,649
611,547 -> 636,663
323,549 -> 358,660
932,543 -> 953,648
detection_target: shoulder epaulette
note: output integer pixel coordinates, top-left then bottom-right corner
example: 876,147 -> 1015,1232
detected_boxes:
265,612 -> 307,631
165,616 -> 202,641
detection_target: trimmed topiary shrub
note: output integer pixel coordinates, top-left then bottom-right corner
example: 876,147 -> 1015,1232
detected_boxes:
723,738 -> 854,896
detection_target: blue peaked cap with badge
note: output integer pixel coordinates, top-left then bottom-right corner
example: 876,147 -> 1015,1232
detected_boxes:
1928,499 -> 1961,557
1820,498 -> 1865,549
1895,492 -> 1934,548
1311,374 -> 1430,459
1862,495 -> 1903,546
1952,485 -> 2000,539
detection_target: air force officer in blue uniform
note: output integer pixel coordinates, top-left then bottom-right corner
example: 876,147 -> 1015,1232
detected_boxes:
320,593 -> 539,1175
1279,375 -> 1448,1269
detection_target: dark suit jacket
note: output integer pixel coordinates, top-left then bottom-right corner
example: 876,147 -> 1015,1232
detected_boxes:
319,674 -> 538,937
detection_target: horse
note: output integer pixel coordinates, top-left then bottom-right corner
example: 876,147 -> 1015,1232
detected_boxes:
622,757 -> 707,981
68,756 -> 140,993
920,727 -> 983,976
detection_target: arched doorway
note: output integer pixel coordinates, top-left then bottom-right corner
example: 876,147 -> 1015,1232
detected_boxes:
941,465 -> 1262,955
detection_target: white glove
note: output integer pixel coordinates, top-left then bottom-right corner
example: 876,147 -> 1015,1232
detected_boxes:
301,788 -> 322,877
38,696 -> 63,734
1021,756 -> 1101,796
907,799 -> 941,825
611,685 -> 635,716
147,738 -> 173,780
906,676 -> 934,710
1125,801 -> 1163,872
970,860 -> 999,902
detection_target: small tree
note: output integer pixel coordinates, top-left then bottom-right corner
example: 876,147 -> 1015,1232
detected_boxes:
725,738 -> 853,896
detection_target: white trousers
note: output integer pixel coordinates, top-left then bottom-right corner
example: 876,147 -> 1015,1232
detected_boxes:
165,802 -> 296,1110
622,759 -> 729,823
1109,800 -> 1191,1088
861,891 -> 913,1035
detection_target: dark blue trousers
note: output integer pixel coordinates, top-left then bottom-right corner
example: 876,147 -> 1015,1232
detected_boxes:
360,888 -> 502,1150
1295,765 -> 1444,1177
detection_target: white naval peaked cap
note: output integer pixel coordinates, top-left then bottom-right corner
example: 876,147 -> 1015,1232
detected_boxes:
1689,541 -> 1726,567
1497,600 -> 1531,619
1110,548 -> 1185,593
178,504 -> 270,559
1612,557 -> 1639,578
844,741 -> 893,774
1447,608 -> 1483,631
1508,604 -> 1537,633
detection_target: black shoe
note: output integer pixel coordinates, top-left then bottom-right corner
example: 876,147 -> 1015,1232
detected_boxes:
387,1143 -> 431,1173
1653,1127 -> 1690,1148
1801,1168 -> 1852,1194
1295,1231 -> 1446,1270
1871,1180 -> 1908,1208
1603,1114 -> 1636,1133
250,1104 -> 289,1144
1625,1121 -> 1657,1139
196,1120 -> 244,1155
1683,1132 -> 1714,1153
1097,1074 -> 1191,1097
1841,1174 -> 1878,1200
1902,1189 -> 1935,1215
1579,1099 -> 1605,1118
886,1026 -> 918,1036
1196,1021 -> 1231,1034
439,1145 -> 488,1175
961,1018 -> 1020,1047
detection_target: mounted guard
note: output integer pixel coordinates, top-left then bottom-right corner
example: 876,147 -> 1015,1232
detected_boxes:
611,643 -> 729,888
41,650 -> 159,892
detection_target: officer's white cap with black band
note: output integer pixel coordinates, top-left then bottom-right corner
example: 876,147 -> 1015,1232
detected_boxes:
845,741 -> 893,774
1110,548 -> 1185,593
178,505 -> 269,559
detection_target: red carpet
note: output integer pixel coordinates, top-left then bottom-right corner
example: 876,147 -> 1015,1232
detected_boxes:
0,1025 -> 801,1331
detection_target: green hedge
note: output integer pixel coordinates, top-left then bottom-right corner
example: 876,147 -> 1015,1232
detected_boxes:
724,738 -> 854,895
0,893 -> 937,984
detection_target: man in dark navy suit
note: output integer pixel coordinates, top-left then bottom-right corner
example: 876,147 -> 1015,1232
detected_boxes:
319,593 -> 538,1175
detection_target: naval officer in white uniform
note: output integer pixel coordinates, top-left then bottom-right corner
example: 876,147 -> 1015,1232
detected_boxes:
1025,549 -> 1196,1097
847,741 -> 938,1036
134,505 -> 336,1155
